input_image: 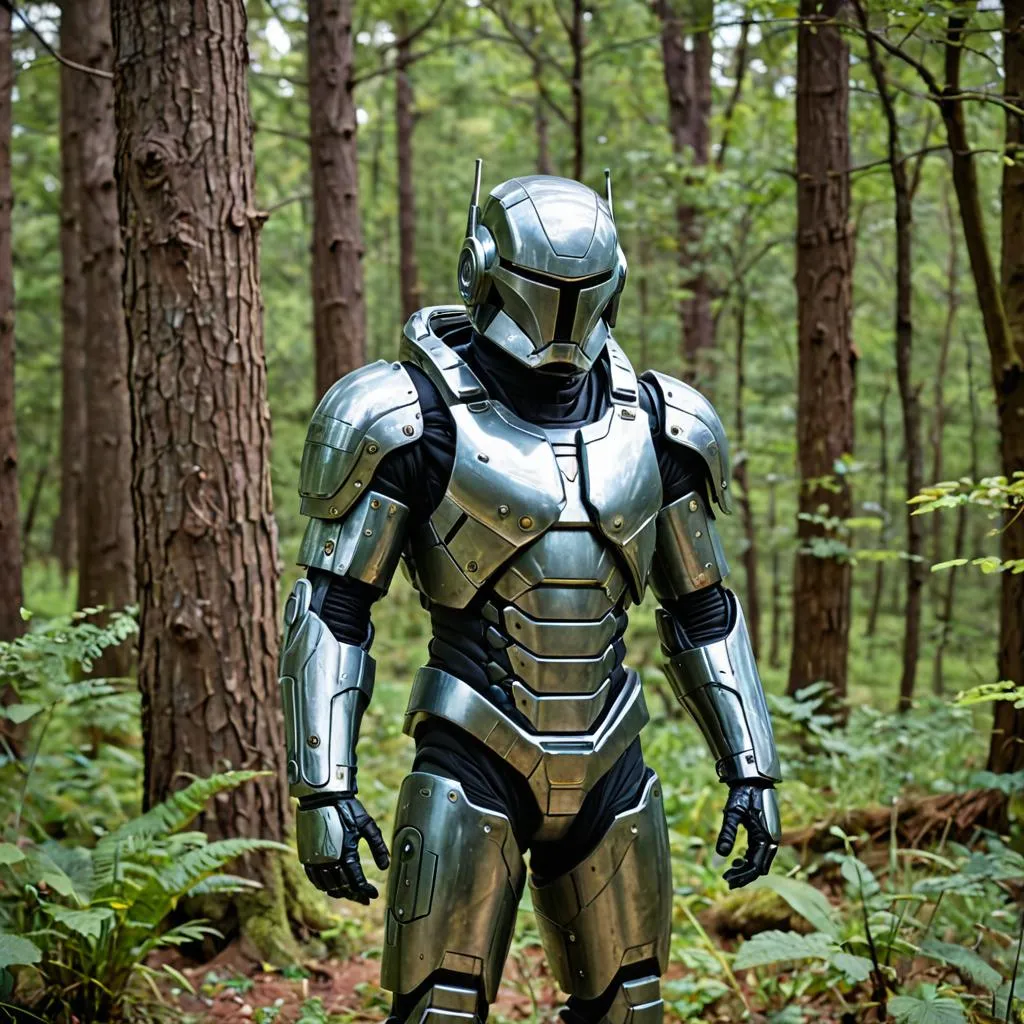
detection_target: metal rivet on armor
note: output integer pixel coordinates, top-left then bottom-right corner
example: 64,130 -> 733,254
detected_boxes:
371,498 -> 381,509
518,515 -> 534,530
397,908 -> 405,917
498,504 -> 510,517
403,841 -> 413,855
612,515 -> 624,530
466,560 -> 479,573
568,933 -> 576,943
695,530 -> 702,538
353,480 -> 363,489
578,970 -> 585,978
630,825 -> 639,835
324,540 -> 335,555
419,787 -> 431,797
329,506 -> 339,517
477,452 -> 490,463
364,529 -> 373,537
704,562 -> 713,570
620,408 -> 636,420
688,499 -> 699,513
721,480 -> 728,488
403,424 -> 415,436
448,791 -> 458,802
653,787 -> 661,798
670,426 -> 680,436
389,504 -> 398,516
307,735 -> 320,748
483,824 -> 492,834
392,362 -> 401,369
708,442 -> 718,455
667,390 -> 673,398
366,443 -> 379,454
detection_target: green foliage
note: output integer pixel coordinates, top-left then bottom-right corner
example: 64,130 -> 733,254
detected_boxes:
0,616 -> 289,1023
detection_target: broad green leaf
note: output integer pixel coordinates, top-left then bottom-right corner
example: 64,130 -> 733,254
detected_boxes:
828,952 -> 873,984
748,875 -> 839,937
931,559 -> 968,572
44,904 -> 115,941
0,933 -> 42,968
3,702 -> 43,724
733,930 -> 834,970
919,939 -> 1001,992
0,843 -> 25,866
888,993 -> 967,1024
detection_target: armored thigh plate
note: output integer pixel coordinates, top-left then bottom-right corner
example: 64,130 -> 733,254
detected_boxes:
381,772 -> 525,1003
530,773 -> 672,1001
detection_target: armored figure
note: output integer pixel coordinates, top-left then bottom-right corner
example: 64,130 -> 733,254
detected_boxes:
279,164 -> 782,1024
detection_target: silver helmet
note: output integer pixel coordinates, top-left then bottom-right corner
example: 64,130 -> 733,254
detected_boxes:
456,162 -> 627,372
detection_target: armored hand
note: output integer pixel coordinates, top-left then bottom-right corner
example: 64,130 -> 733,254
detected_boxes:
715,783 -> 780,889
278,578 -> 390,903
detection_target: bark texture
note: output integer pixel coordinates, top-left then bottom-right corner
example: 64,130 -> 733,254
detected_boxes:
994,0 -> 1024,773
309,0 -> 366,400
111,0 -> 292,950
656,0 -> 714,389
788,0 -> 855,702
0,2 -> 21,643
395,14 -> 421,324
77,0 -> 135,679
55,0 -> 87,582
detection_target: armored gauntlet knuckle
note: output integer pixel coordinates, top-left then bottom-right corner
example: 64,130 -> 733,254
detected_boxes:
279,578 -> 375,799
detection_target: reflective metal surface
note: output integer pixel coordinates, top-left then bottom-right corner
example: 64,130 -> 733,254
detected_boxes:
381,773 -> 524,1003
300,361 -> 422,520
641,369 -> 732,514
298,489 -> 410,589
295,803 -> 345,864
657,602 -> 782,783
403,984 -> 480,1024
649,489 -> 729,599
278,578 -> 375,798
403,667 -> 649,830
531,773 -> 672,999
604,977 -> 664,1024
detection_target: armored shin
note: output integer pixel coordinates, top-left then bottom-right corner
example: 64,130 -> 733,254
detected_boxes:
531,773 -> 671,1005
381,772 -> 525,1006
656,602 -> 781,785
279,577 -> 375,800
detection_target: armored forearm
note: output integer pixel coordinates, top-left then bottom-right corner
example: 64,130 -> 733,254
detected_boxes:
279,577 -> 375,799
651,487 -> 781,786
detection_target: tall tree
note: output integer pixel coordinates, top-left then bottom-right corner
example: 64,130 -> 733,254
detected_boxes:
787,0 -> 855,703
655,0 -> 714,388
857,0 -> 924,711
995,0 -> 1024,773
0,1 -> 20,644
77,0 -> 134,678
309,0 -> 367,399
395,11 -> 421,322
54,0 -> 87,583
112,0 -> 293,953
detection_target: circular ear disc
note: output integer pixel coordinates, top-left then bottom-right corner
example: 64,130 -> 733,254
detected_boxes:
457,229 -> 495,305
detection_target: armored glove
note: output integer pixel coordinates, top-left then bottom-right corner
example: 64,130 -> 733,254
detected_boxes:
715,782 -> 780,889
297,794 -> 390,904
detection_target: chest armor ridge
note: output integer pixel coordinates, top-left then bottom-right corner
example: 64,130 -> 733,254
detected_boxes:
402,312 -> 662,735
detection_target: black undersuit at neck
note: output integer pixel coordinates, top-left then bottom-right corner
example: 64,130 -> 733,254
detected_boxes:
457,333 -> 608,428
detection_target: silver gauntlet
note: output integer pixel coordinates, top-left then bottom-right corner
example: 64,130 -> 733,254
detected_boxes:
278,577 -> 375,798
657,602 -> 781,785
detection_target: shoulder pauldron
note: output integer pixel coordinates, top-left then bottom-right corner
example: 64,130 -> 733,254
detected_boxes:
641,369 -> 732,514
299,360 -> 423,520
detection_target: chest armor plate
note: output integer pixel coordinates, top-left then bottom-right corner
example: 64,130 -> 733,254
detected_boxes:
403,322 -> 662,735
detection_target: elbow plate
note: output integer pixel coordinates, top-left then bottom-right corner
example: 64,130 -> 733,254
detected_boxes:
657,603 -> 781,784
278,578 -> 375,798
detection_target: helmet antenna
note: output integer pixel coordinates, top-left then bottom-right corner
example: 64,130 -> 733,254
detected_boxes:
604,167 -> 614,222
466,158 -> 483,237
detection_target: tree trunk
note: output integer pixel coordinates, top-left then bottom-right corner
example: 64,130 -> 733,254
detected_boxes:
655,0 -> 714,389
993,0 -> 1024,773
787,0 -> 855,704
395,15 -> 421,324
768,473 -> 783,670
733,285 -> 762,658
77,0 -> 135,679
308,0 -> 366,400
111,0 -> 296,957
569,0 -> 584,181
0,2 -> 20,644
865,383 -> 890,639
857,1 -> 924,711
533,58 -> 552,175
54,0 -> 87,584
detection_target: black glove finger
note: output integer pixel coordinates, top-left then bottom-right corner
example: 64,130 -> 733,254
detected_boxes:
359,814 -> 391,871
724,845 -> 763,889
716,805 -> 744,857
339,846 -> 377,903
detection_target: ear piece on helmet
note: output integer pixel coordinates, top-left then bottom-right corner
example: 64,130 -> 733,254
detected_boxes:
457,157 -> 496,306
603,245 -> 628,328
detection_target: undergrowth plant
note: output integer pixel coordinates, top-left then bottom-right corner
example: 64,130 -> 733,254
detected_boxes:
0,612 -> 289,1023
